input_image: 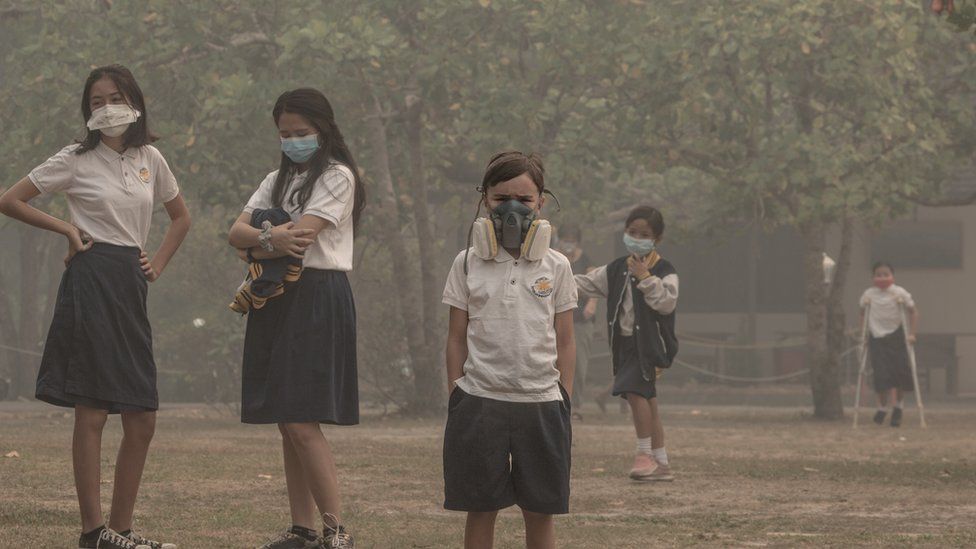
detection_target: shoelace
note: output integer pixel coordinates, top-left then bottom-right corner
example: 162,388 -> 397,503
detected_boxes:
101,530 -> 139,549
127,532 -> 162,549
322,513 -> 352,548
328,531 -> 352,549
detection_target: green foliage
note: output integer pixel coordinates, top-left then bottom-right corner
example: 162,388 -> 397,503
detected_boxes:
1,0 -> 974,410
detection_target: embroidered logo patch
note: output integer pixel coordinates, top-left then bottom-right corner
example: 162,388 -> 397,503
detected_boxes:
531,276 -> 554,298
138,167 -> 151,183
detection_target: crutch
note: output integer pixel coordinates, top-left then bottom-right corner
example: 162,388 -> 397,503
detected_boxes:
898,299 -> 927,428
853,301 -> 871,429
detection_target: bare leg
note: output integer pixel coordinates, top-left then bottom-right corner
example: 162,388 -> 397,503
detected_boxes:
894,388 -> 904,405
280,423 -> 341,523
108,411 -> 156,532
625,393 -> 653,439
278,424 -> 317,529
464,511 -> 498,549
522,510 -> 555,549
648,397 -> 665,450
876,390 -> 889,408
74,405 -> 108,532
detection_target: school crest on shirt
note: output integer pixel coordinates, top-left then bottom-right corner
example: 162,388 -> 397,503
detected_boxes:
138,167 -> 151,183
531,276 -> 554,298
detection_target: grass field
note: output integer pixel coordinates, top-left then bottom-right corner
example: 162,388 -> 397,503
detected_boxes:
2,400 -> 975,548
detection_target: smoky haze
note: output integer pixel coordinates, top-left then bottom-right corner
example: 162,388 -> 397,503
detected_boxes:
1,1 -> 974,416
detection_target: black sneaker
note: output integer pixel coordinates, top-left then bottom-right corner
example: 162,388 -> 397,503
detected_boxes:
79,526 -> 104,549
258,530 -> 321,549
321,526 -> 354,549
873,410 -> 887,425
125,531 -> 177,549
321,514 -> 354,549
97,528 -> 150,549
891,407 -> 903,427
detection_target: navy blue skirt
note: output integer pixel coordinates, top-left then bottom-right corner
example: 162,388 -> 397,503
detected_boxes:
869,327 -> 914,393
241,269 -> 359,425
612,335 -> 657,400
36,243 -> 157,413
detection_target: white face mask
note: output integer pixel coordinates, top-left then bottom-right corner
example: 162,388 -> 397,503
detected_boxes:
87,103 -> 141,137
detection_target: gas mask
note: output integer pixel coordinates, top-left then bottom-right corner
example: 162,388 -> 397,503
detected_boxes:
470,199 -> 551,262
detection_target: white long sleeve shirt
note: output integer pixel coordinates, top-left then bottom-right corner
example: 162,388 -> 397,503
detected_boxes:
575,265 -> 679,336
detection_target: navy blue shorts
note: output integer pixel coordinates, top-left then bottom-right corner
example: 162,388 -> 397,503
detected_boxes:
443,386 -> 572,515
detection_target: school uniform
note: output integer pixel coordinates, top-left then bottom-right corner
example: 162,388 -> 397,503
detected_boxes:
441,247 -> 577,514
861,285 -> 915,393
29,142 -> 180,413
575,253 -> 679,400
239,165 -> 358,425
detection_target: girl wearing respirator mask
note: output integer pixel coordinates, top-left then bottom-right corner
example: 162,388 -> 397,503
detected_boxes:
443,151 -> 577,549
0,65 -> 191,549
228,88 -> 366,549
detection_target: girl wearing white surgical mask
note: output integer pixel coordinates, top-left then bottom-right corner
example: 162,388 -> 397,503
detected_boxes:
228,88 -> 366,548
0,64 -> 191,549
574,205 -> 680,483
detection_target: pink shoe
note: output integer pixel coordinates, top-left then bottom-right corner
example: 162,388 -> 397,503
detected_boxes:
641,462 -> 674,482
628,453 -> 658,479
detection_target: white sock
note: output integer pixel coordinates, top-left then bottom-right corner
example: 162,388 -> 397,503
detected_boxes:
895,399 -> 904,410
651,447 -> 669,466
877,406 -> 890,413
636,437 -> 653,455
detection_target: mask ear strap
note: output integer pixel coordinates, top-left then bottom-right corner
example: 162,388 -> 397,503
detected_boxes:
463,198 -> 484,275
543,189 -> 561,213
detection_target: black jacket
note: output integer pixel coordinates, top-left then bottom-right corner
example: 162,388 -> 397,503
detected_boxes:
229,207 -> 303,314
606,255 -> 679,381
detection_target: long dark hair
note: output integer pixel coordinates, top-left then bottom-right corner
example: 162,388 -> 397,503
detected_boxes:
271,88 -> 366,229
76,64 -> 156,154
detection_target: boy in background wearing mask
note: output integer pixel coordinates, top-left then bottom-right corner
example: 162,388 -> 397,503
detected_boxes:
442,151 -> 576,549
859,261 -> 919,428
575,205 -> 678,481
555,223 -> 598,419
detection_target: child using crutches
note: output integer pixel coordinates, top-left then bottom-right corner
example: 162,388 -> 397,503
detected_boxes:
859,262 -> 919,428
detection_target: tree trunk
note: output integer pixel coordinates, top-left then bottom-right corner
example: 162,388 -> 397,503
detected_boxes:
826,215 -> 855,395
0,263 -> 17,399
361,86 -> 435,415
802,221 -> 844,419
14,224 -> 43,398
403,83 -> 444,412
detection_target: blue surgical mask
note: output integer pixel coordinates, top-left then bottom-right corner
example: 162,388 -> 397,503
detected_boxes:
280,134 -> 320,163
623,233 -> 655,256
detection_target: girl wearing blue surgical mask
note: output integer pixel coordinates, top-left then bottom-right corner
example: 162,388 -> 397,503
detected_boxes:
575,205 -> 680,483
228,88 -> 365,548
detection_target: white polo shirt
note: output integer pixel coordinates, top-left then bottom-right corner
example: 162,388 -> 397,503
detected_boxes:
861,284 -> 915,338
243,164 -> 355,272
442,247 -> 578,402
29,142 -> 180,248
